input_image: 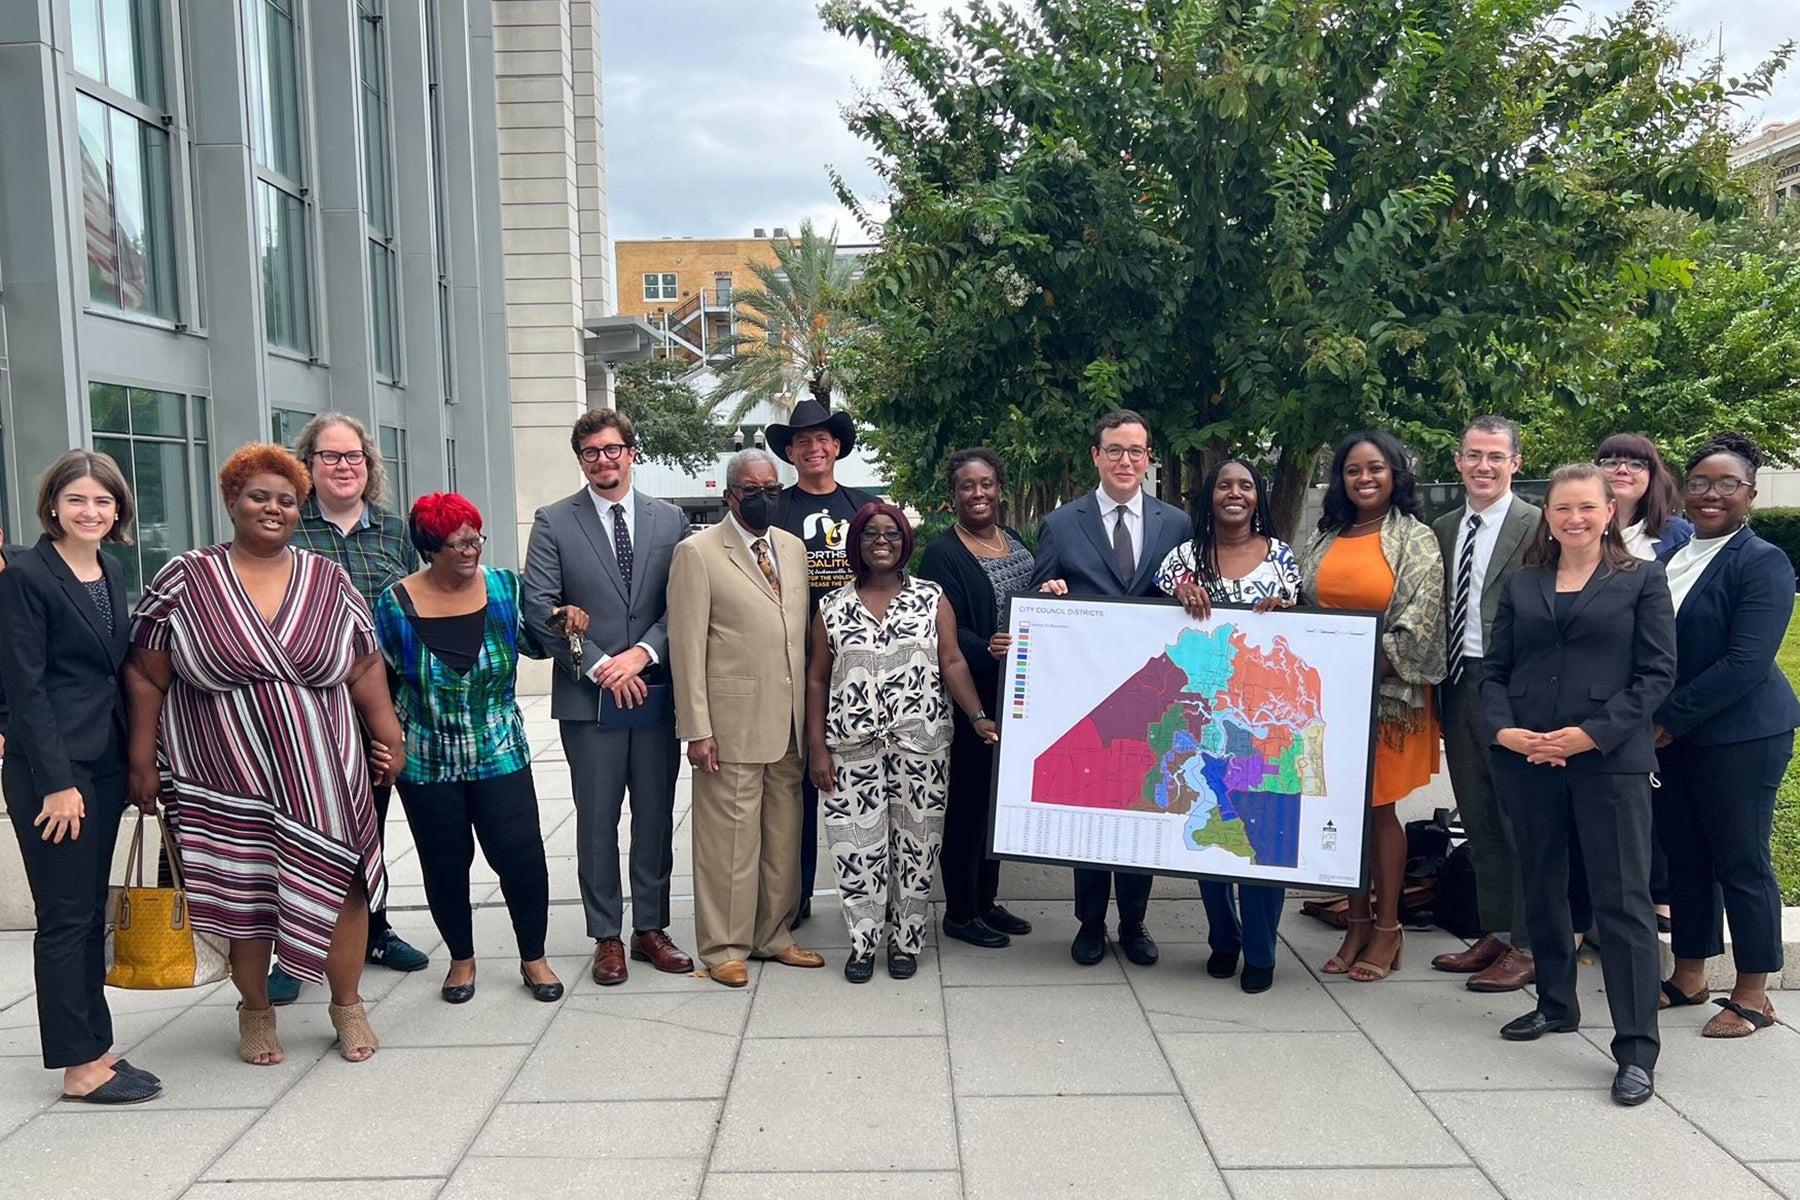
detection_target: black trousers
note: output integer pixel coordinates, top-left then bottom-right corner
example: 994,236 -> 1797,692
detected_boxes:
395,768 -> 549,962
800,775 -> 820,902
367,783 -> 393,941
1498,761 -> 1660,1070
1074,869 -> 1152,928
1654,732 -> 1792,974
942,724 -> 1002,923
4,748 -> 127,1069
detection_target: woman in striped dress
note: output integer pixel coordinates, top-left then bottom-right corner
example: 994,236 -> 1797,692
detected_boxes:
124,445 -> 405,1067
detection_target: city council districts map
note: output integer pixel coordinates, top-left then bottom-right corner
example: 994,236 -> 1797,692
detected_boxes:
990,596 -> 1381,890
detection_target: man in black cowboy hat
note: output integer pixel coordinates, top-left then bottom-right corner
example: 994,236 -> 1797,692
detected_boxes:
767,398 -> 879,928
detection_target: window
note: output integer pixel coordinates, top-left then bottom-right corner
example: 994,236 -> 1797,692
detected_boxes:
248,0 -> 314,353
358,0 -> 399,379
90,382 -> 213,600
71,0 -> 177,320
270,406 -> 311,448
379,424 -> 408,507
643,272 -> 677,302
444,437 -> 457,494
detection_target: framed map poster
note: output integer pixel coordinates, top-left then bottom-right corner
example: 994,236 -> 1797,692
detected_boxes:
989,595 -> 1383,892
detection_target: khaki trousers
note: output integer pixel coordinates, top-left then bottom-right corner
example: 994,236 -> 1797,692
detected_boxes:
691,736 -> 804,966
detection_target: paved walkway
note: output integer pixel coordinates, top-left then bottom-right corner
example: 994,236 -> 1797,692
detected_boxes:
2,696 -> 1798,1199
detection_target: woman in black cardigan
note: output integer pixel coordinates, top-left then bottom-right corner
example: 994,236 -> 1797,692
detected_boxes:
0,451 -> 159,1104
1652,432 -> 1800,1038
918,449 -> 1036,948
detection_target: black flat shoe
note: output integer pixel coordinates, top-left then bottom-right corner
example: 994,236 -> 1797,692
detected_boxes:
844,954 -> 874,984
1500,1010 -> 1579,1041
1241,964 -> 1275,994
1611,1064 -> 1654,1106
886,945 -> 918,980
982,905 -> 1033,936
1206,951 -> 1239,979
441,980 -> 477,1004
943,916 -> 1010,949
1071,923 -> 1107,966
790,897 -> 812,932
61,1071 -> 161,1105
113,1059 -> 161,1086
520,967 -> 564,1003
1119,922 -> 1159,966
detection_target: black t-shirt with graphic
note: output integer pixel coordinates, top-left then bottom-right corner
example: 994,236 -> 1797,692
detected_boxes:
775,483 -> 880,612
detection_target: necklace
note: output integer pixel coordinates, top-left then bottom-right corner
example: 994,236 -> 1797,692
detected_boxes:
957,522 -> 1008,553
1350,511 -> 1388,530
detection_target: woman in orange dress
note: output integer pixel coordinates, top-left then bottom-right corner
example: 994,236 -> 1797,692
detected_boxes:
1297,431 -> 1446,981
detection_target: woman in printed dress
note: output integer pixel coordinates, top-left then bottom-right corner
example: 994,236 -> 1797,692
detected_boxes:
124,445 -> 405,1066
1154,458 -> 1303,993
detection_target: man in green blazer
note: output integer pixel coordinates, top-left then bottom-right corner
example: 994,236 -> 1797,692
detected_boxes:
1430,416 -> 1544,992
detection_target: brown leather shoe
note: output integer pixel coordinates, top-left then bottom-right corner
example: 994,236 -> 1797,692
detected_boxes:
1431,933 -> 1509,974
766,945 -> 825,969
1466,946 -> 1535,992
710,960 -> 749,988
591,937 -> 628,986
630,929 -> 694,975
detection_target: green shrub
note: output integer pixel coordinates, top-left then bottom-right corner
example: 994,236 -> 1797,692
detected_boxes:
1752,510 -> 1800,590
1776,598 -> 1800,904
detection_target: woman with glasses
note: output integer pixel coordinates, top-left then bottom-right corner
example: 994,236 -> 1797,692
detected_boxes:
1651,433 -> 1798,1038
1596,434 -> 1693,561
375,493 -> 586,1005
805,501 -> 996,982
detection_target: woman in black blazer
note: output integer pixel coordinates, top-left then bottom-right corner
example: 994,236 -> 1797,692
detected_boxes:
1479,462 -> 1675,1108
917,448 -> 1036,948
1652,432 -> 1799,1037
0,451 -> 159,1104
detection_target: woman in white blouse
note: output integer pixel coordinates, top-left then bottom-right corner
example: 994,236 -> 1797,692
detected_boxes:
1596,433 -> 1693,562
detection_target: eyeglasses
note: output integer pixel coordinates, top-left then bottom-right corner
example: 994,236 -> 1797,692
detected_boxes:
311,450 -> 366,467
1685,476 -> 1749,498
860,529 -> 905,544
444,534 -> 488,553
734,484 -> 784,499
1457,451 -> 1517,467
1596,456 -> 1649,474
578,444 -> 633,463
1099,446 -> 1150,463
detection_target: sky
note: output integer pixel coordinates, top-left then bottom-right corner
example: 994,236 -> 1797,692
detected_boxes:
598,0 -> 1800,254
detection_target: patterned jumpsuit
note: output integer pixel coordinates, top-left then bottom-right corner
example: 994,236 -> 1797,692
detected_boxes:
818,575 -> 954,958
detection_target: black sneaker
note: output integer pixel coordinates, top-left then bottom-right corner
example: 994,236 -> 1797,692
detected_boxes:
844,954 -> 874,984
886,945 -> 918,980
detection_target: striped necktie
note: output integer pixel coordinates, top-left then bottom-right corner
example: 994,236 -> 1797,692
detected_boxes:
1447,512 -> 1481,683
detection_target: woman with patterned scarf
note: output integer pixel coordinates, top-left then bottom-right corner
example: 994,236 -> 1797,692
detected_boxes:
1297,431 -> 1447,982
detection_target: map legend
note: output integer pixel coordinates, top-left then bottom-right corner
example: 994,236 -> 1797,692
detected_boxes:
1011,622 -> 1030,719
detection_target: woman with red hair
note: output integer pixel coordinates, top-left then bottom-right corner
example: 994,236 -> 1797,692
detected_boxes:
373,493 -> 587,1004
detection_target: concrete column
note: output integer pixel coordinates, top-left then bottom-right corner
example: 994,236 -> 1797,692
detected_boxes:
308,0 -> 376,420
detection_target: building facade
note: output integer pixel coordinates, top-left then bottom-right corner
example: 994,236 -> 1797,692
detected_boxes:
1732,120 -> 1800,215
0,0 -> 549,598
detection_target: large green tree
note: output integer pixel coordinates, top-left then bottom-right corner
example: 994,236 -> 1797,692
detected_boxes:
824,0 -> 1787,531
614,359 -> 728,475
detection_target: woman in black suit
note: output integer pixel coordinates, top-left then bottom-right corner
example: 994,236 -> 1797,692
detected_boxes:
0,451 -> 159,1104
1479,462 -> 1675,1108
1652,432 -> 1799,1037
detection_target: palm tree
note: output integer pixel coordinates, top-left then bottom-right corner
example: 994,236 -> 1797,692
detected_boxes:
713,220 -> 860,421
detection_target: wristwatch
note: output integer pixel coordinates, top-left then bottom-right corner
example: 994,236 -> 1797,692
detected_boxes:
973,710 -> 990,723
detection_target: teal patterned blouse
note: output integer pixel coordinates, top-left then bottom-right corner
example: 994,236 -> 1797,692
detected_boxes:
374,566 -> 535,784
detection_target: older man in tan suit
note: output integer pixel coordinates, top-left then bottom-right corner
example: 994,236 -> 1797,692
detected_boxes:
669,448 -> 827,987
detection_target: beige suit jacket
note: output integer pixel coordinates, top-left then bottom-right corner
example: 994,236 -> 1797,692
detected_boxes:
668,519 -> 810,763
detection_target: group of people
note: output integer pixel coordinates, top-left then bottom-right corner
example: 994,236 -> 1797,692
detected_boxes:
0,401 -> 1791,1115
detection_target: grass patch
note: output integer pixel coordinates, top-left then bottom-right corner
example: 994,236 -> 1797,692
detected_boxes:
1775,598 -> 1800,904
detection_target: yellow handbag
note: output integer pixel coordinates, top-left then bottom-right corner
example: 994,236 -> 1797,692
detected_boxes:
105,811 -> 231,990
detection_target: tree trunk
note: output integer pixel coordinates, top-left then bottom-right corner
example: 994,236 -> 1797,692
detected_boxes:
810,375 -> 833,411
1269,444 -> 1320,543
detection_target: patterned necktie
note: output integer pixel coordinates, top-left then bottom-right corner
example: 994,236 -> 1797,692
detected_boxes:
1447,512 -> 1481,683
610,502 -> 634,591
1112,504 -> 1135,582
753,537 -> 781,597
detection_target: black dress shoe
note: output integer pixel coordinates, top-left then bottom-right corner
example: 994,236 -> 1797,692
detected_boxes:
1206,950 -> 1239,979
844,954 -> 874,984
1070,923 -> 1107,965
886,945 -> 918,980
1611,1064 -> 1654,1106
441,981 -> 477,1004
1119,922 -> 1159,966
1240,963 -> 1274,994
943,916 -> 1011,948
113,1059 -> 161,1086
519,967 -> 564,1003
790,897 -> 812,931
1500,1010 -> 1579,1041
982,905 -> 1033,936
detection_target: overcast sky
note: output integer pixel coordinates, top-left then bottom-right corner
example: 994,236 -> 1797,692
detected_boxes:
598,0 -> 1799,253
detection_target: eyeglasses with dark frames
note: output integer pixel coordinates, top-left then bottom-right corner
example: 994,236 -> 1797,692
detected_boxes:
443,534 -> 489,553
1596,456 -> 1650,474
1684,476 -> 1748,498
311,450 -> 367,466
578,444 -> 633,463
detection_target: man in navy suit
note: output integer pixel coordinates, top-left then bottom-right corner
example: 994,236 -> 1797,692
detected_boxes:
1031,410 -> 1192,966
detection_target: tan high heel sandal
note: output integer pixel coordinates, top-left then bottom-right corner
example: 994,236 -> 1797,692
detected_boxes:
1350,924 -> 1405,982
237,1004 -> 284,1066
1322,916 -> 1373,975
328,1001 -> 379,1062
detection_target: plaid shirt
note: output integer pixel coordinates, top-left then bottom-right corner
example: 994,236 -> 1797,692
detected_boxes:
290,499 -> 414,610
373,566 -> 532,783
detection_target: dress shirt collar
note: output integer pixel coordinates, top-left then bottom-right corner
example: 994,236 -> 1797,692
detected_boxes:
1095,485 -> 1144,519
589,485 -> 634,519
1463,489 -> 1514,527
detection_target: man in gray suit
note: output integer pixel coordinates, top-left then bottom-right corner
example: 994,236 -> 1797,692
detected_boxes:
1429,415 -> 1544,992
523,410 -> 694,986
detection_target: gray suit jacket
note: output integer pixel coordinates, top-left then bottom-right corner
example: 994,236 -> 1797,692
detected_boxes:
1432,495 -> 1541,651
521,486 -> 688,723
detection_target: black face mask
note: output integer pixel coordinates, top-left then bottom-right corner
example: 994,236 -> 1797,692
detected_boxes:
736,491 -> 778,530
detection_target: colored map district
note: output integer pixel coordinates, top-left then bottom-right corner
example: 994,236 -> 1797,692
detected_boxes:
1032,625 -> 1325,868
